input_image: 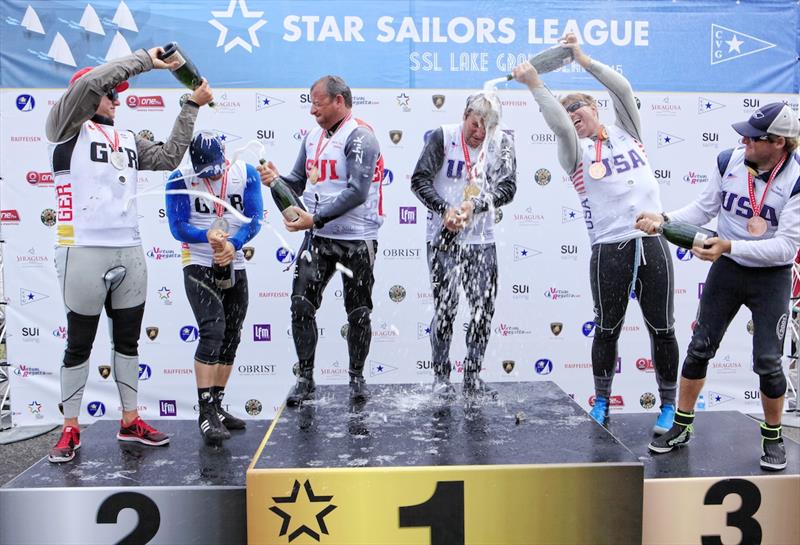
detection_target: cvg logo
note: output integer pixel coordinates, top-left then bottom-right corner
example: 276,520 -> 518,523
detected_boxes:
582,321 -> 595,337
676,248 -> 693,261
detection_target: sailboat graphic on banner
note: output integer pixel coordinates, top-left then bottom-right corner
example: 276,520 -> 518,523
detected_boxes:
47,32 -> 77,67
21,5 -> 45,34
106,31 -> 132,60
79,4 -> 105,35
112,1 -> 138,32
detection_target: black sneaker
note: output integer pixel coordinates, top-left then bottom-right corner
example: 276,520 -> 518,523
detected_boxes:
198,405 -> 227,446
349,376 -> 369,402
760,423 -> 787,471
761,438 -> 786,471
432,374 -> 456,400
286,377 -> 315,407
462,373 -> 497,399
216,401 -> 246,430
649,422 -> 693,453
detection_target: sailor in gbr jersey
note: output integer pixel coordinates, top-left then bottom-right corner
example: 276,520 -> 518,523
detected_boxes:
45,47 -> 214,463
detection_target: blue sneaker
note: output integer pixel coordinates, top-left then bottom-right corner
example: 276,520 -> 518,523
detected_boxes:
653,403 -> 676,435
589,396 -> 609,425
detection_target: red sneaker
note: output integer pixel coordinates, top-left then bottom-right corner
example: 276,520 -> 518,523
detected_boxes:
116,417 -> 169,446
48,426 -> 81,463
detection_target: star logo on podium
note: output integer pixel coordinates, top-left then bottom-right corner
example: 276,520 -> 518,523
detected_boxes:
209,0 -> 267,53
269,480 -> 337,542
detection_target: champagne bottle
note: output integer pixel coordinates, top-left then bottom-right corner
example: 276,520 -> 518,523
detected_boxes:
209,218 -> 235,289
505,45 -> 574,80
260,160 -> 306,221
659,220 -> 717,249
158,42 -> 214,107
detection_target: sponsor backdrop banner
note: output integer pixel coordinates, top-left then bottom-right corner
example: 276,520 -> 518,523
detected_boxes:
2,1 -> 798,425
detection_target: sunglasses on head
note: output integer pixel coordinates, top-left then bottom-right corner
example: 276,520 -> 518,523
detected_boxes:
565,101 -> 588,113
106,89 -> 119,101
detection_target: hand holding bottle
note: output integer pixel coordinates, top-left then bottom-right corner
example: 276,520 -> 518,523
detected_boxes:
560,32 -> 591,68
634,211 -> 663,235
148,46 -> 179,70
691,238 -> 731,262
189,79 -> 214,107
213,240 -> 236,267
258,160 -> 280,187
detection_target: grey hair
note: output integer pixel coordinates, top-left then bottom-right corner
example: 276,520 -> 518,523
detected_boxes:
311,75 -> 352,108
464,92 -> 503,131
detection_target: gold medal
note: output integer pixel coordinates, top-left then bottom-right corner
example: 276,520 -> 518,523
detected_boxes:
588,161 -> 606,180
747,216 -> 767,236
309,165 -> 319,184
463,183 -> 481,199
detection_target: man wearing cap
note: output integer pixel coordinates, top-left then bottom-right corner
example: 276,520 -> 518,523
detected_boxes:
45,47 -> 214,463
410,93 -> 516,399
165,131 -> 262,445
636,102 -> 800,470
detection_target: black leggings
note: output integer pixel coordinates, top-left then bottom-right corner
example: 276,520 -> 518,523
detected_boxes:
682,256 -> 791,399
427,242 -> 498,375
291,235 -> 377,378
183,266 -> 249,364
589,236 -> 679,403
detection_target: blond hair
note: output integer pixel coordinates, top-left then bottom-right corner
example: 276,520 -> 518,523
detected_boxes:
559,93 -> 597,110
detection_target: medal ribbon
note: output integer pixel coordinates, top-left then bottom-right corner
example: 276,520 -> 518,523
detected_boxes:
593,126 -> 605,166
90,121 -> 120,158
459,130 -> 476,182
202,160 -> 230,217
310,112 -> 352,176
747,153 -> 786,219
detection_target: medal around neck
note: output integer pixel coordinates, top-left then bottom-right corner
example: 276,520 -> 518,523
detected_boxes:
747,216 -> 767,236
588,162 -> 606,179
110,150 -> 127,170
210,217 -> 229,233
463,183 -> 481,199
309,165 -> 320,184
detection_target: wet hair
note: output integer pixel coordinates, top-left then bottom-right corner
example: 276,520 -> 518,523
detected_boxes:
464,92 -> 503,131
559,92 -> 597,110
310,75 -> 352,108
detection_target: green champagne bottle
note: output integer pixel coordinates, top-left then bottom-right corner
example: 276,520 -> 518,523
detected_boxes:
158,42 -> 214,107
659,220 -> 717,249
260,160 -> 306,221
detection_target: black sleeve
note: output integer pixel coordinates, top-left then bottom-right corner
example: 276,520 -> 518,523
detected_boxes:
316,126 -> 380,225
410,127 -> 449,215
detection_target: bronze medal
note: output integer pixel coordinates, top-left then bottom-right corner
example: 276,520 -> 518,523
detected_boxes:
588,161 -> 606,180
747,216 -> 767,236
309,165 -> 320,184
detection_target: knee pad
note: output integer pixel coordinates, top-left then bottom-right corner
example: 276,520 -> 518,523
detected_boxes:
107,304 -> 144,356
681,354 -> 709,380
347,306 -> 371,327
759,369 -> 787,399
64,311 -> 101,367
291,296 -> 316,322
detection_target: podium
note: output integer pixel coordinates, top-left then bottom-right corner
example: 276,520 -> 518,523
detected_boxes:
247,382 -> 643,544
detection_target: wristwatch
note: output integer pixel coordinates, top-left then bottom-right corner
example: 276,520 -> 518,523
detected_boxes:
312,213 -> 325,229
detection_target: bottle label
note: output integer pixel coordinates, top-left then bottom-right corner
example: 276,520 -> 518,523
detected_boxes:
162,50 -> 187,71
281,207 -> 300,222
692,233 -> 708,248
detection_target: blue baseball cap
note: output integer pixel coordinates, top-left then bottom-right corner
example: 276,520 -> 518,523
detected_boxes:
732,102 -> 800,138
189,131 -> 226,178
